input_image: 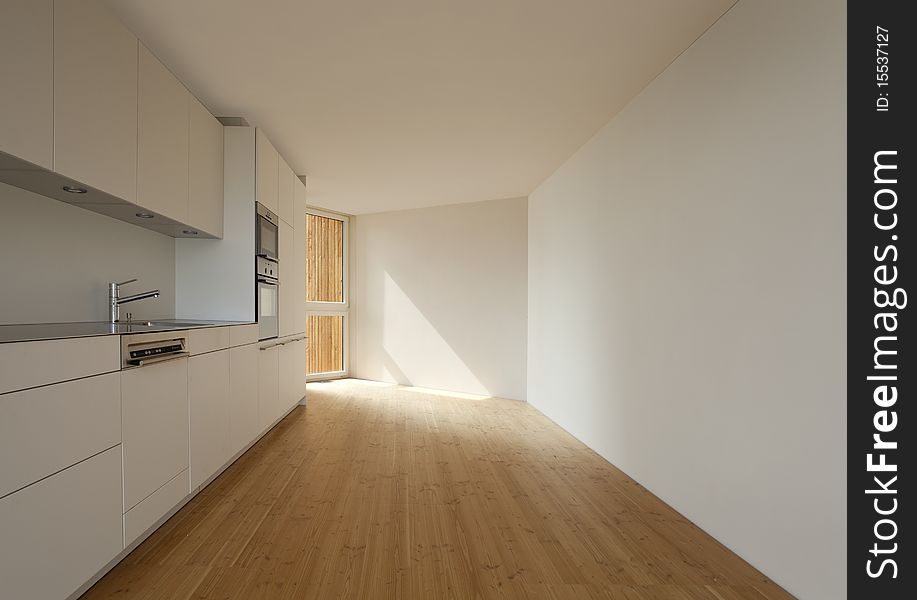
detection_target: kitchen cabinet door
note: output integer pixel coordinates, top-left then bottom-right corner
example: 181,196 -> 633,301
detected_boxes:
280,339 -> 307,411
278,156 -> 295,225
189,350 -> 231,491
138,43 -> 190,222
229,342 -> 260,454
255,129 -> 279,214
54,0 -> 138,202
278,220 -> 295,338
0,0 -> 53,169
121,357 -> 189,512
292,178 -> 308,335
189,96 -> 224,238
257,343 -> 280,430
0,446 -> 123,600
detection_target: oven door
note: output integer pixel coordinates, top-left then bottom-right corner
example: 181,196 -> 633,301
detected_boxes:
256,204 -> 279,261
257,278 -> 279,340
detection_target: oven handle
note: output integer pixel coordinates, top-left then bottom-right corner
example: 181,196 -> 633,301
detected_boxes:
257,277 -> 279,285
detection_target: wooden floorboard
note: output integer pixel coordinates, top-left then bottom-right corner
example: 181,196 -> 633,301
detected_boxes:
80,379 -> 794,600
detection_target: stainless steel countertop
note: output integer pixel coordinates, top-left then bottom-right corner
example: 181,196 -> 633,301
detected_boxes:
0,320 -> 255,344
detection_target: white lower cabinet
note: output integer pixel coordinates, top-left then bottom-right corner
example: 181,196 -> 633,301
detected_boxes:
0,327 -> 296,600
258,342 -> 280,430
280,338 -> 307,411
229,342 -> 260,454
0,446 -> 123,600
189,349 -> 231,490
0,371 -> 120,498
121,357 -> 189,512
258,338 -> 305,432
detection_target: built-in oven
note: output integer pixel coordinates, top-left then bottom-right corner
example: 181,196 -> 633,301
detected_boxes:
256,202 -> 279,261
257,255 -> 279,340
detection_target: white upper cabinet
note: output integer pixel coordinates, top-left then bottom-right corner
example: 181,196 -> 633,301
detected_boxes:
189,96 -> 224,237
278,156 -> 295,225
255,129 -> 279,214
138,44 -> 190,223
0,0 -> 53,169
5,1 -> 226,239
54,0 -> 138,202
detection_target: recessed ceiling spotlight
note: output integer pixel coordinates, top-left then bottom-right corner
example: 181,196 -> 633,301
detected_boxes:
135,212 -> 154,219
182,230 -> 199,235
62,185 -> 87,194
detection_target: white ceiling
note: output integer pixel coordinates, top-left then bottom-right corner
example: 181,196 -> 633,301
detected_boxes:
107,0 -> 733,215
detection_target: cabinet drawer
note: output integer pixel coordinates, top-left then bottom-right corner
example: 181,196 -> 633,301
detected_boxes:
0,372 -> 120,498
188,326 -> 230,355
229,324 -> 259,347
0,335 -> 120,395
0,446 -> 123,600
124,468 -> 189,547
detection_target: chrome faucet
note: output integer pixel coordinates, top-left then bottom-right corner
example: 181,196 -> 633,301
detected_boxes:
109,279 -> 160,323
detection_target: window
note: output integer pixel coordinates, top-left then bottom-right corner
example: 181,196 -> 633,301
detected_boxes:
305,208 -> 349,379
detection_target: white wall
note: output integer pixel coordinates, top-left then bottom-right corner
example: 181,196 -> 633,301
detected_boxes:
526,1 -> 845,599
353,197 -> 527,400
0,182 -> 175,324
175,126 -> 255,322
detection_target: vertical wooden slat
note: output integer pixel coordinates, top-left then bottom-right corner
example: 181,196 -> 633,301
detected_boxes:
306,315 -> 343,375
306,214 -> 344,303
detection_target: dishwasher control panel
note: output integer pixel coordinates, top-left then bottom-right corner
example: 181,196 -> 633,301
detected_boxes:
122,333 -> 188,368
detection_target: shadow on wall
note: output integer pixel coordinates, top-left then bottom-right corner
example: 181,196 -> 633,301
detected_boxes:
355,199 -> 527,401
381,272 -> 489,395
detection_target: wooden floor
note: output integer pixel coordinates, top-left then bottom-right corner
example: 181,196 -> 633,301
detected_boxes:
81,379 -> 793,600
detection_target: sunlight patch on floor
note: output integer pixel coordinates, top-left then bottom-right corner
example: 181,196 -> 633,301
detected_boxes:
307,378 -> 493,401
